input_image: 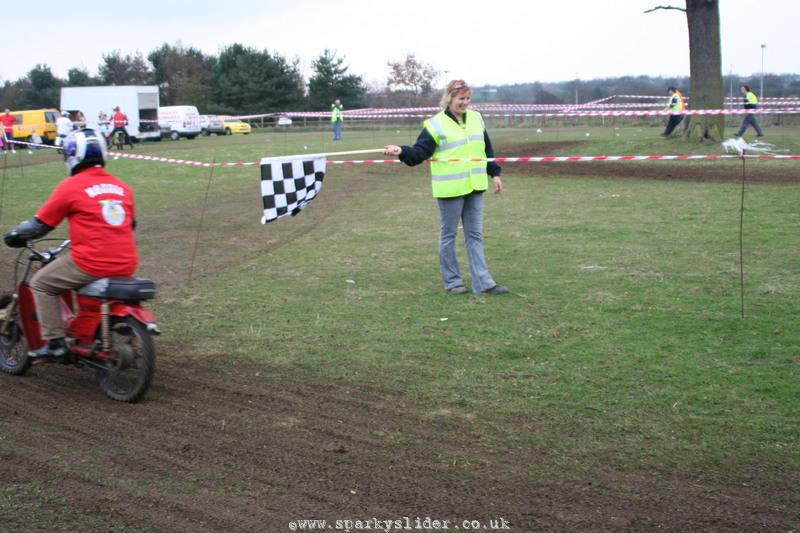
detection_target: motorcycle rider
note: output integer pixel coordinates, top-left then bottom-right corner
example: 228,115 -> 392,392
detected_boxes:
110,106 -> 134,149
3,129 -> 139,360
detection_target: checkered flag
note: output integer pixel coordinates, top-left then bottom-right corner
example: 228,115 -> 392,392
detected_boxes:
260,154 -> 326,224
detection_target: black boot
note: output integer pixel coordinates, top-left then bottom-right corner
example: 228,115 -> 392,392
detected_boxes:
29,338 -> 68,360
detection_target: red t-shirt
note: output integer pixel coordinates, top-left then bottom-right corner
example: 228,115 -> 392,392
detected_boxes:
36,166 -> 138,277
0,113 -> 17,133
111,111 -> 128,127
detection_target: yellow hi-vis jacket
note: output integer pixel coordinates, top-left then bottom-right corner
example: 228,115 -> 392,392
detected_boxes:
668,90 -> 686,111
423,109 -> 488,198
331,104 -> 343,122
745,91 -> 759,108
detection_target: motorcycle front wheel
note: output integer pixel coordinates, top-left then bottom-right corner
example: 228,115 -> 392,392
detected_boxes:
0,294 -> 31,376
97,317 -> 155,403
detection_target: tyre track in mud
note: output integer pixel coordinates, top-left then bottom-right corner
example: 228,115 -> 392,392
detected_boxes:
1,355 -> 540,532
2,354 -> 797,532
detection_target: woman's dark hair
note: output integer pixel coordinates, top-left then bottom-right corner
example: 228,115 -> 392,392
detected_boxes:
742,84 -> 751,92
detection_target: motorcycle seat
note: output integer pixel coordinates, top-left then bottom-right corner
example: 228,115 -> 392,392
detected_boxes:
77,277 -> 156,300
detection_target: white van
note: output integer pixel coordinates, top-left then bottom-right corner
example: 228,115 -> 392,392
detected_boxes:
158,105 -> 202,140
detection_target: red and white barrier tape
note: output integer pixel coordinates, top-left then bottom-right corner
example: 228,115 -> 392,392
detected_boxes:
7,139 -> 798,167
330,154 -> 800,164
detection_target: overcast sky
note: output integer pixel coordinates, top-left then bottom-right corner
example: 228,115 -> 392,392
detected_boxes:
3,0 -> 797,88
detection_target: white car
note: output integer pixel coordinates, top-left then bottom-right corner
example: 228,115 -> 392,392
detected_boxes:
199,114 -> 225,136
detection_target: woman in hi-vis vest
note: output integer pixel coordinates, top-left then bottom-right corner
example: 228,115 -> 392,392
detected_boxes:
384,80 -> 508,295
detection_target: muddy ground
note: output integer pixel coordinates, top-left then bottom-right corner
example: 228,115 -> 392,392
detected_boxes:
496,141 -> 800,184
1,139 -> 798,532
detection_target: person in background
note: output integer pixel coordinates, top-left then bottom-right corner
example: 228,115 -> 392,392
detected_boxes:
736,85 -> 765,138
660,86 -> 686,138
1,108 -> 18,153
97,110 -> 111,143
3,129 -> 138,360
55,111 -> 73,151
331,98 -> 344,141
383,79 -> 508,295
110,106 -> 134,148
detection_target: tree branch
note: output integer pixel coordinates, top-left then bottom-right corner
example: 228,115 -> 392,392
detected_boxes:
644,5 -> 686,13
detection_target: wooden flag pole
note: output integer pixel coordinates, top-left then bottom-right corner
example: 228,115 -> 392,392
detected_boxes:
321,148 -> 387,157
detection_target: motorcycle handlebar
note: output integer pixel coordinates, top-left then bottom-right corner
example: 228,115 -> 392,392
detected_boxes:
27,239 -> 71,262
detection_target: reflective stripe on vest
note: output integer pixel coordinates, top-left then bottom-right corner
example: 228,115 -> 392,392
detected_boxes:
432,166 -> 488,180
423,110 -> 488,198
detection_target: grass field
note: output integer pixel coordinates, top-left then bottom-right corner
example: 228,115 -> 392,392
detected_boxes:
1,125 -> 798,531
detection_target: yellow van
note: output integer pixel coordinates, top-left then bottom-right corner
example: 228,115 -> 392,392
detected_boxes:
10,109 -> 58,143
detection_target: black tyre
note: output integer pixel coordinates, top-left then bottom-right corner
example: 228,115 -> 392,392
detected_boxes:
0,294 -> 30,376
224,128 -> 232,136
202,129 -> 210,136
97,317 -> 155,403
169,131 -> 180,141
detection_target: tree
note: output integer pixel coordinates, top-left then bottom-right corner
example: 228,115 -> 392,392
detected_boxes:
16,65 -> 62,108
307,49 -> 366,110
66,68 -> 96,87
386,54 -> 439,106
148,43 -> 215,108
210,44 -> 304,114
0,81 -> 23,109
646,0 -> 724,140
98,51 -> 153,85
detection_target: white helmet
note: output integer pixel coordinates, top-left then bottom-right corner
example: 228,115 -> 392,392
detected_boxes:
61,110 -> 69,117
64,129 -> 107,175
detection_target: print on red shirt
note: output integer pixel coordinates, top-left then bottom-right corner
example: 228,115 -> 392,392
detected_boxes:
36,166 -> 138,277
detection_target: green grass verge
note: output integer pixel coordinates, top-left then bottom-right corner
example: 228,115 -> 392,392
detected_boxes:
1,125 -> 798,490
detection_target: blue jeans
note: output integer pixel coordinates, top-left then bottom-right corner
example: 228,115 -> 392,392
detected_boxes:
737,113 -> 764,137
332,120 -> 342,140
436,191 -> 496,293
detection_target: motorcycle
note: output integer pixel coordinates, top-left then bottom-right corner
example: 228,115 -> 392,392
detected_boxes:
0,239 -> 159,402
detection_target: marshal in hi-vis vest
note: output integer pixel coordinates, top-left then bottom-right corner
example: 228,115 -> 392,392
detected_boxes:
331,104 -> 343,122
423,109 -> 488,198
669,90 -> 686,112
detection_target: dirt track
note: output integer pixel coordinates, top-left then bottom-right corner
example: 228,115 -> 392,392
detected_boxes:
2,355 -> 796,532
1,137 -> 798,531
496,141 -> 800,184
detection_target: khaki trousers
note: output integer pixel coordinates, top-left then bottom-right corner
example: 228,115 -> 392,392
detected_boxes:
30,254 -> 99,340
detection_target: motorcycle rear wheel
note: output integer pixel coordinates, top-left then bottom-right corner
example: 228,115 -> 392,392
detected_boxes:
97,317 -> 155,403
0,294 -> 31,376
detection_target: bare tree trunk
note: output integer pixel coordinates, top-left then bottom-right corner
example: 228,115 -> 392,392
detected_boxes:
685,0 -> 724,141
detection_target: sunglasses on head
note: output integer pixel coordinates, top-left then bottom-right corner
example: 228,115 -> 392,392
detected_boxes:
449,81 -> 469,94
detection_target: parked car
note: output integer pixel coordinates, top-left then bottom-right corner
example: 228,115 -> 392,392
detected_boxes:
219,116 -> 252,135
199,114 -> 225,136
158,105 -> 202,140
